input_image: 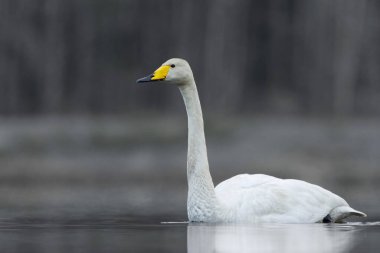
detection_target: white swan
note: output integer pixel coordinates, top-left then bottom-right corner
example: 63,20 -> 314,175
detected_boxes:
137,58 -> 366,223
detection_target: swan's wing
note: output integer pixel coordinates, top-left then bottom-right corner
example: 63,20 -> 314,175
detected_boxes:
215,174 -> 361,223
216,174 -> 281,190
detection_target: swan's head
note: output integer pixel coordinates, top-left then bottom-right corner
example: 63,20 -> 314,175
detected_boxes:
136,58 -> 193,85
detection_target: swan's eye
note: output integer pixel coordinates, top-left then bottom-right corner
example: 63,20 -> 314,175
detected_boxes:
171,64 -> 176,68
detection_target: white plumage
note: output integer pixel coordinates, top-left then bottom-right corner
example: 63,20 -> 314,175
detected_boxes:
137,58 -> 366,223
215,174 -> 362,223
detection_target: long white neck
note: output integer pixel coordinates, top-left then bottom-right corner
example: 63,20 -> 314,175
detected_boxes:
179,79 -> 219,222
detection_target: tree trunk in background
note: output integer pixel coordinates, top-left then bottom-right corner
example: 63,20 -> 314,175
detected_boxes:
6,55 -> 21,114
43,0 -> 65,113
364,1 -> 380,114
0,0 -> 23,114
204,0 -> 248,113
0,1 -> 9,114
332,0 -> 367,116
267,0 -> 295,113
293,0 -> 335,114
71,0 -> 95,113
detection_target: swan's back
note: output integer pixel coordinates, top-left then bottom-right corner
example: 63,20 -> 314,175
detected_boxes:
215,174 -> 365,223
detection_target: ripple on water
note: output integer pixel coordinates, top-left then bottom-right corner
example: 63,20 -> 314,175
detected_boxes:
346,221 -> 380,226
1,218 -> 380,253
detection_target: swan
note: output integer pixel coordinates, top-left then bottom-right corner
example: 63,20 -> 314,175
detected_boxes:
137,58 -> 366,223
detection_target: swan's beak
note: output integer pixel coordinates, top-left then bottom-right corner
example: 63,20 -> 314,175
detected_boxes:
136,65 -> 170,83
136,75 -> 154,83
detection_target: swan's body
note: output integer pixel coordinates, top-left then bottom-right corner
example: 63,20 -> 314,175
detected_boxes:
137,58 -> 366,223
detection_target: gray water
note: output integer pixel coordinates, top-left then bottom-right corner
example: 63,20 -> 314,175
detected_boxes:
0,117 -> 379,252
0,216 -> 379,253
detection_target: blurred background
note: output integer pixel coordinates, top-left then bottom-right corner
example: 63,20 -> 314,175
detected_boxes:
0,0 -> 379,221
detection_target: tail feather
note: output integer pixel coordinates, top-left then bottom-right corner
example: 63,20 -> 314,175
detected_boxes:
330,206 -> 367,222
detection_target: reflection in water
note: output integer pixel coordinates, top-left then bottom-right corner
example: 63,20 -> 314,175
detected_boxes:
187,223 -> 358,253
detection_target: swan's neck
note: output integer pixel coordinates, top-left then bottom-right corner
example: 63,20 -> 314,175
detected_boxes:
179,80 -> 219,222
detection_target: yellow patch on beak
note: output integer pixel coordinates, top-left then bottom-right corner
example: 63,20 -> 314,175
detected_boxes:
151,65 -> 170,80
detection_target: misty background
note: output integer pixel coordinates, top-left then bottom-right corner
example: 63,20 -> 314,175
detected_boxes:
0,0 -> 379,221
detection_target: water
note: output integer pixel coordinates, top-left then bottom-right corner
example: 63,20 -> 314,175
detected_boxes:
0,117 -> 379,252
0,216 -> 379,253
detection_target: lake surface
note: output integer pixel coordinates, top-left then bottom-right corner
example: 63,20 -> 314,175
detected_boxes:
0,216 -> 379,253
0,117 -> 379,252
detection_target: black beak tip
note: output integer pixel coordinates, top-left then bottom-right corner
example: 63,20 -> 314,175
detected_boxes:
136,76 -> 151,83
